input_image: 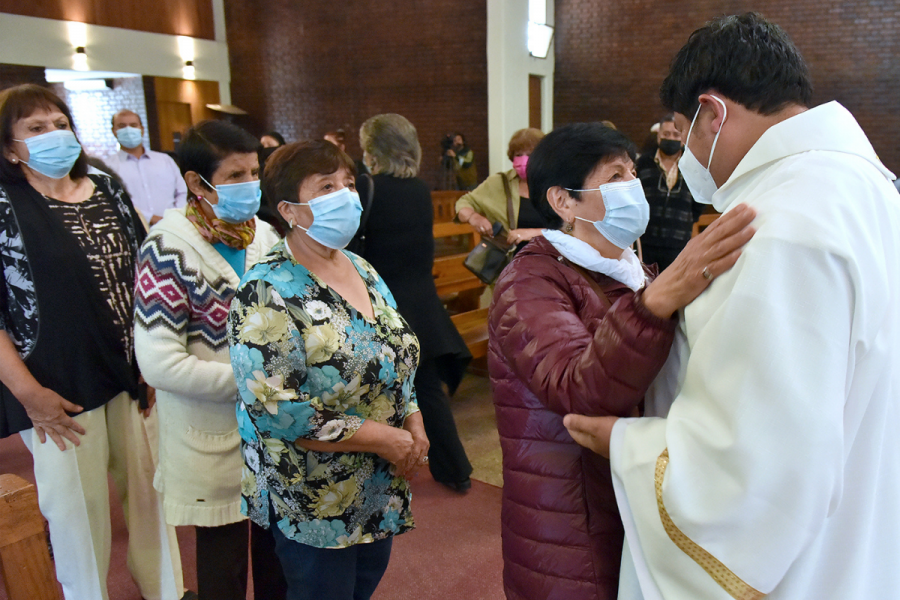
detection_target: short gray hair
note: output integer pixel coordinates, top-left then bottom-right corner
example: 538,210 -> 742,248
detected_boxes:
359,113 -> 421,178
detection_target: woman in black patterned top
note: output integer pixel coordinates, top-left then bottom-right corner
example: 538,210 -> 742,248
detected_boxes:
0,84 -> 186,600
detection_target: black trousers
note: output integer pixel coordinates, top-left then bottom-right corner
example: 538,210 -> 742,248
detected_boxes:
195,519 -> 287,600
414,359 -> 473,484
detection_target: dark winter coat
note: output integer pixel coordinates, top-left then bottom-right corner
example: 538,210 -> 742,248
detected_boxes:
488,236 -> 677,600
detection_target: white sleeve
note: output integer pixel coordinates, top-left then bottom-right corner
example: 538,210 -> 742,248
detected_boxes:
611,237 -> 852,599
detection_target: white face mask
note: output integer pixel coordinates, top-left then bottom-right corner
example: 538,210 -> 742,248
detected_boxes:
679,95 -> 727,205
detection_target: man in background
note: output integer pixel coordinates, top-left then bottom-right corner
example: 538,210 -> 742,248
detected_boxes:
105,110 -> 187,225
445,133 -> 477,190
637,113 -> 703,270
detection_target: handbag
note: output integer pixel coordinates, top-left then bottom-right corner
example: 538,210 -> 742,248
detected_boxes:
463,174 -> 516,284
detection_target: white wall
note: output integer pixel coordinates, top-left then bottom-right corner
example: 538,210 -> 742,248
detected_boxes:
486,0 -> 555,175
0,1 -> 232,104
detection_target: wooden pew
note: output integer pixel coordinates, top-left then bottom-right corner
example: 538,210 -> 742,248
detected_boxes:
0,474 -> 60,600
431,190 -> 466,223
451,307 -> 489,360
432,221 -> 484,306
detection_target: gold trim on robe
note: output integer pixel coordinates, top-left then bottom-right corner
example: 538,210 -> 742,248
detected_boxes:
655,449 -> 765,600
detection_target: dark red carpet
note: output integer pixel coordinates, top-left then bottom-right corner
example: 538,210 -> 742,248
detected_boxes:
0,434 -> 504,599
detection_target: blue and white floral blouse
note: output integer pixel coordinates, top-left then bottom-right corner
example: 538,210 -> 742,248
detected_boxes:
227,240 -> 420,549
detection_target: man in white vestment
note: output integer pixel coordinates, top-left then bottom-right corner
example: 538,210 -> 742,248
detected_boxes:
563,13 -> 900,600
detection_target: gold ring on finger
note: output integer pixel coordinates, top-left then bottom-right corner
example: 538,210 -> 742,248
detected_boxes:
702,266 -> 713,280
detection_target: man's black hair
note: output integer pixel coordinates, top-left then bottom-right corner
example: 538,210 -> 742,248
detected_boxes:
177,120 -> 260,191
660,12 -> 812,117
528,122 -> 636,229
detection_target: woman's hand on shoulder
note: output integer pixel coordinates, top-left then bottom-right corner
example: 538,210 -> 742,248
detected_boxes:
642,204 -> 756,319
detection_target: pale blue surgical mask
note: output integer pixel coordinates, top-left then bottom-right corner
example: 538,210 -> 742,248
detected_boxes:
13,129 -> 82,179
566,178 -> 650,249
284,187 -> 362,250
679,95 -> 727,204
115,126 -> 143,149
199,174 -> 261,224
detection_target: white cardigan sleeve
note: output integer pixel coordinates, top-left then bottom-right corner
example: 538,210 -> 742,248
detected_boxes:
611,237 -> 853,599
134,233 -> 239,403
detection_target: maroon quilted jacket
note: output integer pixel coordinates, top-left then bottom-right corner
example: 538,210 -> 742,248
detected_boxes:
488,236 -> 677,600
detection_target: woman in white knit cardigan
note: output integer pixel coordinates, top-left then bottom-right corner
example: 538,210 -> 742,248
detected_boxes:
133,121 -> 283,600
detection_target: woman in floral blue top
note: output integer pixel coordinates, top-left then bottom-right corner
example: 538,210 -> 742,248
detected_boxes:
227,140 -> 428,600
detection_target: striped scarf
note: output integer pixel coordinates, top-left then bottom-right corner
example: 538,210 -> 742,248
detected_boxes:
185,199 -> 256,249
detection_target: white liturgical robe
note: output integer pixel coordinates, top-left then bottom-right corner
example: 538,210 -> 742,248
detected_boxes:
611,101 -> 900,600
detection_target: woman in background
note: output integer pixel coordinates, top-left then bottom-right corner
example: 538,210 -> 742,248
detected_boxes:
359,113 -> 473,491
260,130 -> 286,149
455,128 -> 549,251
134,120 -> 284,600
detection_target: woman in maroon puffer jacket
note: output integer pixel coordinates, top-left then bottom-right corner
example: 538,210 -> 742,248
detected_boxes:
488,123 -> 755,600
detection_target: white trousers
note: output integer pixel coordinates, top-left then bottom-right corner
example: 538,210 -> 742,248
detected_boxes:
21,392 -> 184,600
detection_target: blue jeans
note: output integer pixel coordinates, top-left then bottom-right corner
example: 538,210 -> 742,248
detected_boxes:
269,517 -> 393,600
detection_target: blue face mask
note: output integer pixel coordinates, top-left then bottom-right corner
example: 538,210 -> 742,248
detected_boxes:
199,174 -> 261,224
566,178 -> 650,249
115,126 -> 143,149
284,187 -> 362,250
14,129 -> 83,179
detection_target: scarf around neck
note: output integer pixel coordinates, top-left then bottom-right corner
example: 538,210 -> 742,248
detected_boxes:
543,228 -> 647,291
185,199 -> 256,249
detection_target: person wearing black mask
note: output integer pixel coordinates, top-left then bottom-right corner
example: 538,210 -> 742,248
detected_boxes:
636,113 -> 705,270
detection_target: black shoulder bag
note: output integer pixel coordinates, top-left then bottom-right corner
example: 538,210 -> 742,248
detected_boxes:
463,174 -> 517,284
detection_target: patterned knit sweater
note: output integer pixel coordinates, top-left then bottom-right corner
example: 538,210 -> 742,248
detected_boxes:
134,208 -> 279,526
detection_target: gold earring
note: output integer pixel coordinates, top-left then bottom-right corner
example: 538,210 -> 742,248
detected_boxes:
289,219 -> 295,229
564,220 -> 574,233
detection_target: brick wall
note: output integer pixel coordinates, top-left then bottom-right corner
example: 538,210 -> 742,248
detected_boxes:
225,0 -> 488,189
553,2 -> 900,174
51,77 -> 151,160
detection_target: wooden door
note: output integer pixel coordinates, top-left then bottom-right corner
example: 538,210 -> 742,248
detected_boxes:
156,101 -> 192,152
529,75 -> 543,130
